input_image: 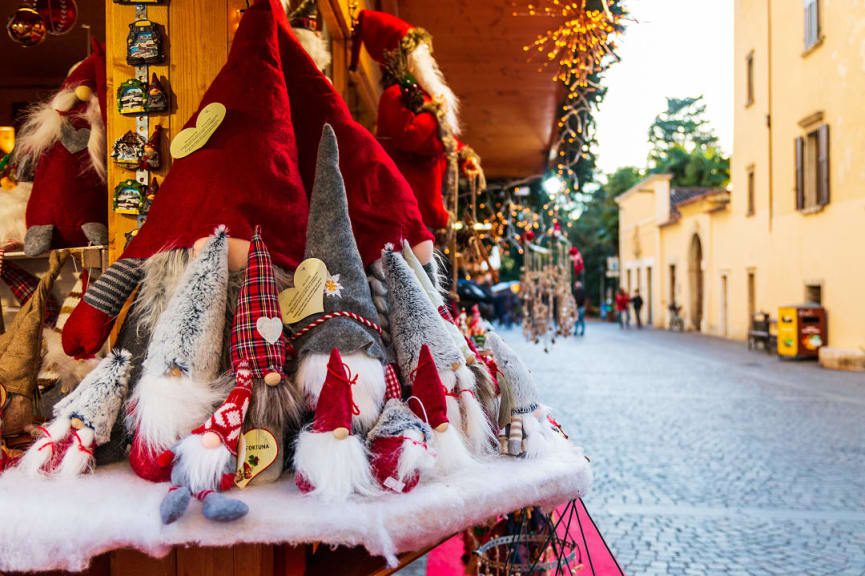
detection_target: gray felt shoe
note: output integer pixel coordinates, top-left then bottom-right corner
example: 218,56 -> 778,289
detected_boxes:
24,225 -> 54,256
81,222 -> 108,246
160,486 -> 192,524
201,492 -> 248,522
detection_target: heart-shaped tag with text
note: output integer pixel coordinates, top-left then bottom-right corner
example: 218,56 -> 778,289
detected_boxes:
279,258 -> 327,325
256,316 -> 283,344
234,428 -> 278,489
170,102 -> 226,159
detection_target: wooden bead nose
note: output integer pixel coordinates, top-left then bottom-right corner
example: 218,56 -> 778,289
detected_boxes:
332,427 -> 349,440
70,417 -> 84,430
264,371 -> 281,386
435,422 -> 449,433
74,85 -> 93,102
167,366 -> 183,378
451,361 -> 461,372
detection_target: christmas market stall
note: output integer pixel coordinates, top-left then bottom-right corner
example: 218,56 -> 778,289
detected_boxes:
0,1 -> 624,574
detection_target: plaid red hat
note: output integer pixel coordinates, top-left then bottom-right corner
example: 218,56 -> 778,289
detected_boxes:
230,225 -> 285,382
191,361 -> 252,456
313,348 -> 355,434
408,344 -> 449,430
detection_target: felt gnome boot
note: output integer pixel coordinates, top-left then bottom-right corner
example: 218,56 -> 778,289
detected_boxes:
383,247 -> 496,456
15,39 -> 108,255
485,332 -> 568,458
291,126 -> 387,435
126,229 -> 230,482
233,226 -> 301,486
367,399 -> 435,493
407,344 -> 475,475
160,360 -> 253,524
61,1 -> 309,359
293,348 -> 379,501
17,349 -> 132,477
0,250 -> 68,439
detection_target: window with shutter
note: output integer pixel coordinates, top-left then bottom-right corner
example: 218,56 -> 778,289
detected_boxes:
804,0 -> 822,51
795,124 -> 829,212
795,137 -> 805,210
818,124 -> 830,206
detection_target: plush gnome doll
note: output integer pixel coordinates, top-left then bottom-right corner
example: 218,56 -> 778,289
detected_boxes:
61,2 -> 309,360
383,246 -> 496,456
366,398 -> 435,493
407,344 -> 475,475
285,0 -> 330,72
12,40 -> 108,255
125,229 -> 230,482
294,347 -> 379,501
0,250 -> 67,440
234,226 -> 301,485
351,10 -> 483,232
292,126 -> 388,435
485,332 -> 568,458
159,360 -> 252,524
16,349 -> 132,478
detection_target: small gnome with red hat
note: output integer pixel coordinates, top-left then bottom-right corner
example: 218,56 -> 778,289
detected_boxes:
407,344 -> 475,475
292,125 -> 388,436
61,1 -> 309,361
159,360 -> 253,524
293,348 -> 379,501
11,39 -> 108,255
351,10 -> 483,232
366,398 -> 435,493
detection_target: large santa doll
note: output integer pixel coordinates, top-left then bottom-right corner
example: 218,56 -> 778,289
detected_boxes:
351,10 -> 482,233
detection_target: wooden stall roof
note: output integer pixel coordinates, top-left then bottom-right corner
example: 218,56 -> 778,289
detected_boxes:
397,1 -> 565,180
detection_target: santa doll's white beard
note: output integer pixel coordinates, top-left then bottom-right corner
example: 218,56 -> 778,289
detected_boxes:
407,43 -> 460,135
293,430 -> 380,502
293,27 -> 332,72
0,182 -> 30,248
396,429 -> 436,483
170,433 -> 233,494
297,351 -> 386,434
126,372 -> 229,455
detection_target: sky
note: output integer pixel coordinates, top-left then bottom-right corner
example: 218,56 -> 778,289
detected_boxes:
593,0 -> 734,176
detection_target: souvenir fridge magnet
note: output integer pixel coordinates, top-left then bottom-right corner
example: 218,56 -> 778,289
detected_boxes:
111,125 -> 162,171
117,79 -> 147,115
139,125 -> 162,170
113,180 -> 146,215
126,19 -> 165,66
146,73 -> 168,113
141,177 -> 158,214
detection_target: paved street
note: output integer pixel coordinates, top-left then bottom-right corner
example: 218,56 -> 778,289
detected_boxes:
504,321 -> 865,576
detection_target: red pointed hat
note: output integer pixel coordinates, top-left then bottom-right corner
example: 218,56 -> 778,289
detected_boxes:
230,226 -> 286,380
120,2 -> 308,271
409,344 -> 449,430
191,361 -> 253,455
312,348 -> 355,434
270,0 -> 432,266
350,10 -> 415,69
61,39 -> 107,122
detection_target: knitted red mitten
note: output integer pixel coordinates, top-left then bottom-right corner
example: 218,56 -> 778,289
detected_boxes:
61,300 -> 115,357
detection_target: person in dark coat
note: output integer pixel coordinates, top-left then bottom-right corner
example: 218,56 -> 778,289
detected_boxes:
574,281 -> 587,336
631,289 -> 644,329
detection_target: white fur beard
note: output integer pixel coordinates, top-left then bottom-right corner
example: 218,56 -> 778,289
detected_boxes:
125,372 -> 229,455
396,430 -> 436,484
0,182 -> 30,247
56,427 -> 95,478
431,425 -> 475,476
39,329 -> 104,393
293,28 -> 332,72
407,44 -> 460,135
170,434 -> 233,494
460,392 -> 496,456
297,351 -> 386,434
293,431 -> 380,502
17,417 -> 71,477
82,96 -> 105,182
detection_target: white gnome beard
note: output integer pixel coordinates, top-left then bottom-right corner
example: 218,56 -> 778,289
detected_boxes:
298,351 -> 386,434
0,182 -> 30,247
293,27 -> 331,72
17,417 -> 71,477
81,95 -> 106,181
431,424 -> 475,476
407,43 -> 460,135
396,429 -> 435,483
293,430 -> 380,502
56,427 -> 95,478
15,91 -> 75,163
456,364 -> 496,456
170,434 -> 233,494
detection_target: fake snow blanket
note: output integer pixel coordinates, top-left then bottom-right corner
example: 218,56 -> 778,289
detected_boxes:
0,447 -> 591,572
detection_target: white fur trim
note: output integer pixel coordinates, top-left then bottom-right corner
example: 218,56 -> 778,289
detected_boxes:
407,44 -> 460,135
17,417 -> 71,477
0,182 -> 30,246
298,351 -> 386,434
170,434 -> 233,494
56,428 -> 95,478
293,430 -> 380,502
293,28 -> 331,72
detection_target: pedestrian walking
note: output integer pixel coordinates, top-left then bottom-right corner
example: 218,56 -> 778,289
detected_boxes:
615,288 -> 630,329
574,280 -> 587,336
631,289 -> 644,329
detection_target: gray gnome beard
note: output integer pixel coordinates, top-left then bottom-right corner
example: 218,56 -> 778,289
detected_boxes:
485,332 -> 539,415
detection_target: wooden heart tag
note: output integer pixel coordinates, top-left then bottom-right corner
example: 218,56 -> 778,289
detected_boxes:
279,258 -> 327,325
170,102 -> 226,159
234,428 -> 279,489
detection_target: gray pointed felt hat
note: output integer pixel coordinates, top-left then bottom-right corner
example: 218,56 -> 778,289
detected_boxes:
485,332 -> 539,415
291,125 -> 385,362
382,245 -> 464,381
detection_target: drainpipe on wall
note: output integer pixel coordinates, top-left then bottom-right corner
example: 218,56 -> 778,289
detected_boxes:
766,0 -> 774,233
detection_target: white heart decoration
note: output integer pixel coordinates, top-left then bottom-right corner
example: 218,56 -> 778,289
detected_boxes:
256,316 -> 283,344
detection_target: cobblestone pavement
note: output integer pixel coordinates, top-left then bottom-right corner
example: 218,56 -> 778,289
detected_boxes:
502,322 -> 865,576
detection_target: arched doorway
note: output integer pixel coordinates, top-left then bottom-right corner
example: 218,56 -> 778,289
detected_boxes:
688,234 -> 703,330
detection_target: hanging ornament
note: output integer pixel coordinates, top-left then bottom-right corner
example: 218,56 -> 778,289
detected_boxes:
35,0 -> 77,36
6,4 -> 47,47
